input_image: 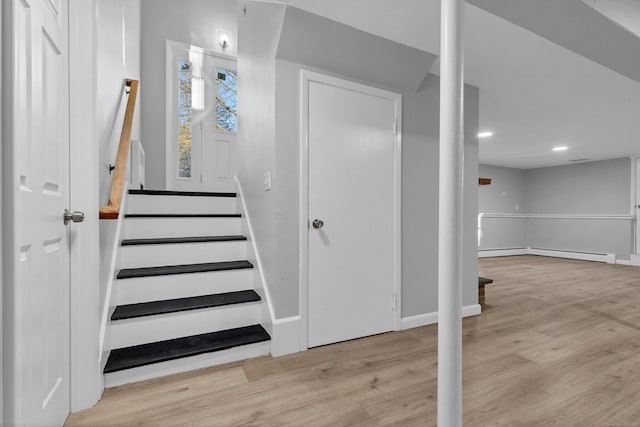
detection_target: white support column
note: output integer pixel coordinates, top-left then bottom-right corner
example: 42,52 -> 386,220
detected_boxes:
438,0 -> 465,425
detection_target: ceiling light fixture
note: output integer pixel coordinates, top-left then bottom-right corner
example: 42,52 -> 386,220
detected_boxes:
477,131 -> 494,138
552,146 -> 569,152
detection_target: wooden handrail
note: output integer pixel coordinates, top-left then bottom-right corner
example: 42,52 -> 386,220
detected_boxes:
99,79 -> 139,219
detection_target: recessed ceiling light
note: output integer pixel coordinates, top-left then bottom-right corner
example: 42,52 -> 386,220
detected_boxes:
552,146 -> 568,152
477,131 -> 494,138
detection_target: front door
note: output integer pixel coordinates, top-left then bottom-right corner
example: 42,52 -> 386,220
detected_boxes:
306,72 -> 400,348
7,0 -> 71,424
168,43 -> 237,192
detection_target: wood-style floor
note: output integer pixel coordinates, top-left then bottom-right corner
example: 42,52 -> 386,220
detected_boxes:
66,256 -> 640,426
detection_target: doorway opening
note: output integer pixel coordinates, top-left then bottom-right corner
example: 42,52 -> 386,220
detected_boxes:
166,41 -> 237,193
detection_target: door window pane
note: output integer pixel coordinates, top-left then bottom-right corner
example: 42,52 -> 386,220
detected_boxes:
178,60 -> 192,178
216,69 -> 237,133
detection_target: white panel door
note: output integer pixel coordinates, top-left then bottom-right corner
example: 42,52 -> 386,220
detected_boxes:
10,0 -> 71,424
307,77 -> 399,348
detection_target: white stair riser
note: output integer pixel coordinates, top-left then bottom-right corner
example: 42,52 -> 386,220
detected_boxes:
110,303 -> 261,349
127,195 -> 237,215
104,341 -> 270,388
124,217 -> 241,239
115,269 -> 255,305
120,241 -> 248,269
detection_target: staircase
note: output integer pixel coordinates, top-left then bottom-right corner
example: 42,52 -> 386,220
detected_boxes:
103,189 -> 270,387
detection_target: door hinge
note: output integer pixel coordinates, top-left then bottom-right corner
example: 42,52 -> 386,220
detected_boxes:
392,293 -> 398,311
393,118 -> 398,136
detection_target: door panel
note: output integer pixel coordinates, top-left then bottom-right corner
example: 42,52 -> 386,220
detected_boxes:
307,78 -> 398,348
12,0 -> 71,424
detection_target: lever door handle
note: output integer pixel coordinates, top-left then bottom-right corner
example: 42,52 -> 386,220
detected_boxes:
312,219 -> 324,229
64,209 -> 85,225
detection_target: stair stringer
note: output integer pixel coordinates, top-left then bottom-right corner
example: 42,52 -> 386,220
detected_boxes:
98,181 -> 129,378
235,176 -> 302,357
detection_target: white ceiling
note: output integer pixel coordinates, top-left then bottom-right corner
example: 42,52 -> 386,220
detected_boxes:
285,0 -> 640,169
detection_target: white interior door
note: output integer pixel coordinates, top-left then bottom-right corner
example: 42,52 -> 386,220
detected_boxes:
10,0 -> 71,424
307,74 -> 400,348
167,43 -> 237,192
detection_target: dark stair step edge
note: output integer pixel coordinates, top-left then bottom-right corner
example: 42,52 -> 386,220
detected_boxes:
104,324 -> 270,373
111,290 -> 261,321
121,235 -> 247,246
478,276 -> 494,286
125,213 -> 241,218
117,260 -> 253,280
129,189 -> 236,198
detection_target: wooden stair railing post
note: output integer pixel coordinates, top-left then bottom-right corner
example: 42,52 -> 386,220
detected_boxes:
99,79 -> 139,219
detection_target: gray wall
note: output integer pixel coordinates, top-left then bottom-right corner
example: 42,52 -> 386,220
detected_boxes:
478,164 -> 527,250
525,158 -> 633,258
97,0 -> 141,204
239,2 -> 480,319
402,75 -> 480,315
141,0 -> 238,189
479,158 -> 634,259
524,158 -> 630,214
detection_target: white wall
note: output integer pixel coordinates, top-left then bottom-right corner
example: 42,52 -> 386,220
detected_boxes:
97,0 -> 141,310
236,0 -> 287,315
140,0 -> 238,189
479,158 -> 634,259
97,0 -> 141,205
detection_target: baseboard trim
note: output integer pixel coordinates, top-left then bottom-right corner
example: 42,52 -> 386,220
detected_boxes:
271,316 -> 301,357
631,254 -> 640,267
478,248 -> 528,258
400,304 -> 482,330
235,176 -> 276,336
616,259 -> 631,266
400,312 -> 439,329
99,182 -> 129,368
527,247 -> 614,264
480,247 -> 621,265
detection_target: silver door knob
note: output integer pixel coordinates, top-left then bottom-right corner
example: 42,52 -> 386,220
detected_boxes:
312,219 -> 324,229
63,209 -> 85,225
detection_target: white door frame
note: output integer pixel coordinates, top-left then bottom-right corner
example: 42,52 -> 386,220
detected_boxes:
298,70 -> 402,351
631,155 -> 640,259
165,40 -> 237,191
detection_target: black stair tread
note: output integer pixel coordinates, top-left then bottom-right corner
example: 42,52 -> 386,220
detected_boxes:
104,325 -> 270,373
129,189 -> 236,198
117,260 -> 253,279
121,235 -> 247,246
111,290 -> 261,321
125,213 -> 241,218
479,276 -> 494,286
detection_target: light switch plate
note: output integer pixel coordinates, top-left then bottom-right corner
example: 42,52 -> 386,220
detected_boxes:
264,172 -> 271,191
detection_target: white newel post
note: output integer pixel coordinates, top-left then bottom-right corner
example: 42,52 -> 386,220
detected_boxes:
438,0 -> 465,425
